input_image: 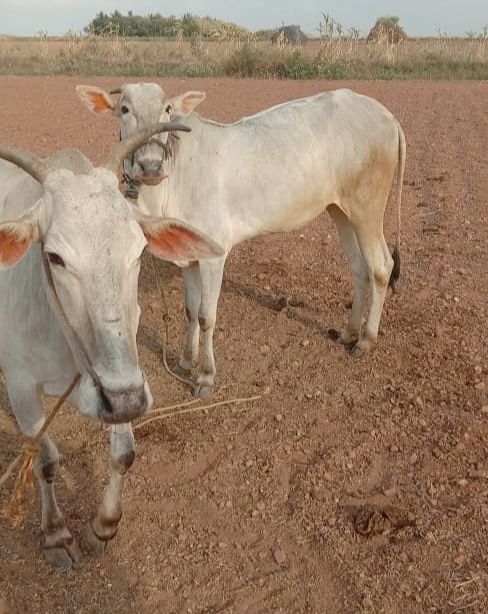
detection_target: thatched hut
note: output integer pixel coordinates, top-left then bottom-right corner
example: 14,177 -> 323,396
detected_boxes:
367,16 -> 406,44
271,25 -> 307,45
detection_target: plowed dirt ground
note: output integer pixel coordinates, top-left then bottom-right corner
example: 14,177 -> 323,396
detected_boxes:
0,77 -> 487,613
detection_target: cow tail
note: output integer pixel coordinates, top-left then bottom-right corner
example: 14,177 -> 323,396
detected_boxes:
389,120 -> 406,291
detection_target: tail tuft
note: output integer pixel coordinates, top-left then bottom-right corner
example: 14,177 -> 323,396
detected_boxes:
389,244 -> 400,291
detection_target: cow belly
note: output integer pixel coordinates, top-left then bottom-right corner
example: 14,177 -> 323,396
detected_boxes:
233,194 -> 330,243
271,197 -> 330,232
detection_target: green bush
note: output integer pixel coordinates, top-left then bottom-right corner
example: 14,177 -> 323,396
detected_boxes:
85,11 -> 250,40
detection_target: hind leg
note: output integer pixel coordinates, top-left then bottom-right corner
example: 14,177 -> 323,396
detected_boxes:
328,205 -> 369,345
351,222 -> 393,356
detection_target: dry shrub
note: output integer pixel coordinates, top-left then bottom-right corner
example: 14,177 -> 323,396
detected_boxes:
223,45 -> 315,79
0,15 -> 487,79
57,24 -> 137,73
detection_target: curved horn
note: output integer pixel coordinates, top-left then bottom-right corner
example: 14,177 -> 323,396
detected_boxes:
0,145 -> 47,183
102,122 -> 191,173
109,87 -> 122,95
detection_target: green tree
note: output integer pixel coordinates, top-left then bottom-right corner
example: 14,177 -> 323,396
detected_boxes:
84,11 -> 250,39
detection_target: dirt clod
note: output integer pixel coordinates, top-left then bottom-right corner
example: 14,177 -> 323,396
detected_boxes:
353,505 -> 415,537
273,547 -> 286,565
409,452 -> 419,465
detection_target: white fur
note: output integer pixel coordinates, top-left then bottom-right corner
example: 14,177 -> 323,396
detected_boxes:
0,146 -> 223,564
78,84 -> 405,397
0,161 -> 150,420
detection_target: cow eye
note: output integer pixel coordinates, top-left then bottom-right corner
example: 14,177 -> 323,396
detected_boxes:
165,105 -> 171,114
46,252 -> 65,267
121,105 -> 130,115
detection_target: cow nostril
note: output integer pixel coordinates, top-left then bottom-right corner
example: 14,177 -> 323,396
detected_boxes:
99,385 -> 148,422
100,387 -> 114,414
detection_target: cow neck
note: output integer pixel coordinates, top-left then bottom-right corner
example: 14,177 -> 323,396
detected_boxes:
41,246 -> 103,391
122,143 -> 138,199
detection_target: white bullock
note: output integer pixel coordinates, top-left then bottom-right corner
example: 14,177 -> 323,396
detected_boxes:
77,84 -> 406,399
0,123 -> 223,567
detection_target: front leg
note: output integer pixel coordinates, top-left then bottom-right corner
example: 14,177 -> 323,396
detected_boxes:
87,423 -> 135,556
193,256 -> 226,400
36,433 -> 82,568
176,264 -> 202,376
6,379 -> 80,568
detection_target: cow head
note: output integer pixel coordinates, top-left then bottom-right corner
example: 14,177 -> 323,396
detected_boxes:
76,83 -> 205,186
0,126 -> 223,424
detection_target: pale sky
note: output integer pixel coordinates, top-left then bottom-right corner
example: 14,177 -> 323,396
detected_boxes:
0,0 -> 486,37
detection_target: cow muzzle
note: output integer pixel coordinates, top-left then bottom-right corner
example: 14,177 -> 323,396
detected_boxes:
134,159 -> 166,186
135,174 -> 166,186
99,384 -> 149,424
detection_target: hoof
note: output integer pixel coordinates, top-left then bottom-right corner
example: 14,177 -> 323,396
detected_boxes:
327,328 -> 341,342
192,383 -> 214,400
173,363 -> 192,378
328,328 -> 359,346
349,336 -> 374,358
349,343 -> 365,358
86,522 -> 109,558
42,539 -> 82,569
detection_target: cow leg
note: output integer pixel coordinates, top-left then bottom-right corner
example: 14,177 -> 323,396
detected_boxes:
6,380 -> 80,568
328,204 -> 368,345
176,265 -> 202,376
36,433 -> 82,567
87,423 -> 135,556
351,223 -> 393,356
193,256 -> 226,400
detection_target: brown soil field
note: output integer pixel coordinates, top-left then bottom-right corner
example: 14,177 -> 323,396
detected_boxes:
0,77 -> 487,613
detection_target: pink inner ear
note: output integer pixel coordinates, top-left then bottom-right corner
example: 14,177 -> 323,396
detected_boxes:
87,91 -> 114,113
0,232 -> 30,266
146,224 -> 217,260
149,226 -> 200,258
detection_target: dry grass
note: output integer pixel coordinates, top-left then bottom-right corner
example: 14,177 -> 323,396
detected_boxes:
0,27 -> 487,79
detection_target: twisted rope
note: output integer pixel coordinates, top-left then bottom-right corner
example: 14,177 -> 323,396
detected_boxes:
133,393 -> 265,431
0,373 -> 81,526
149,255 -> 195,389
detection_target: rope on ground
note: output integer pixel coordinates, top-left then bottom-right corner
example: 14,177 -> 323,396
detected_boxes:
0,373 -> 81,527
149,255 -> 195,389
133,392 -> 266,431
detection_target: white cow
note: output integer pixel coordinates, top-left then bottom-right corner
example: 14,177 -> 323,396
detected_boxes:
77,84 -> 406,399
0,123 -> 223,568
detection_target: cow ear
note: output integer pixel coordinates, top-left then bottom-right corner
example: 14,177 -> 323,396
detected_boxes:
0,211 -> 39,269
76,85 -> 116,114
167,91 -> 206,118
138,216 -> 224,261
